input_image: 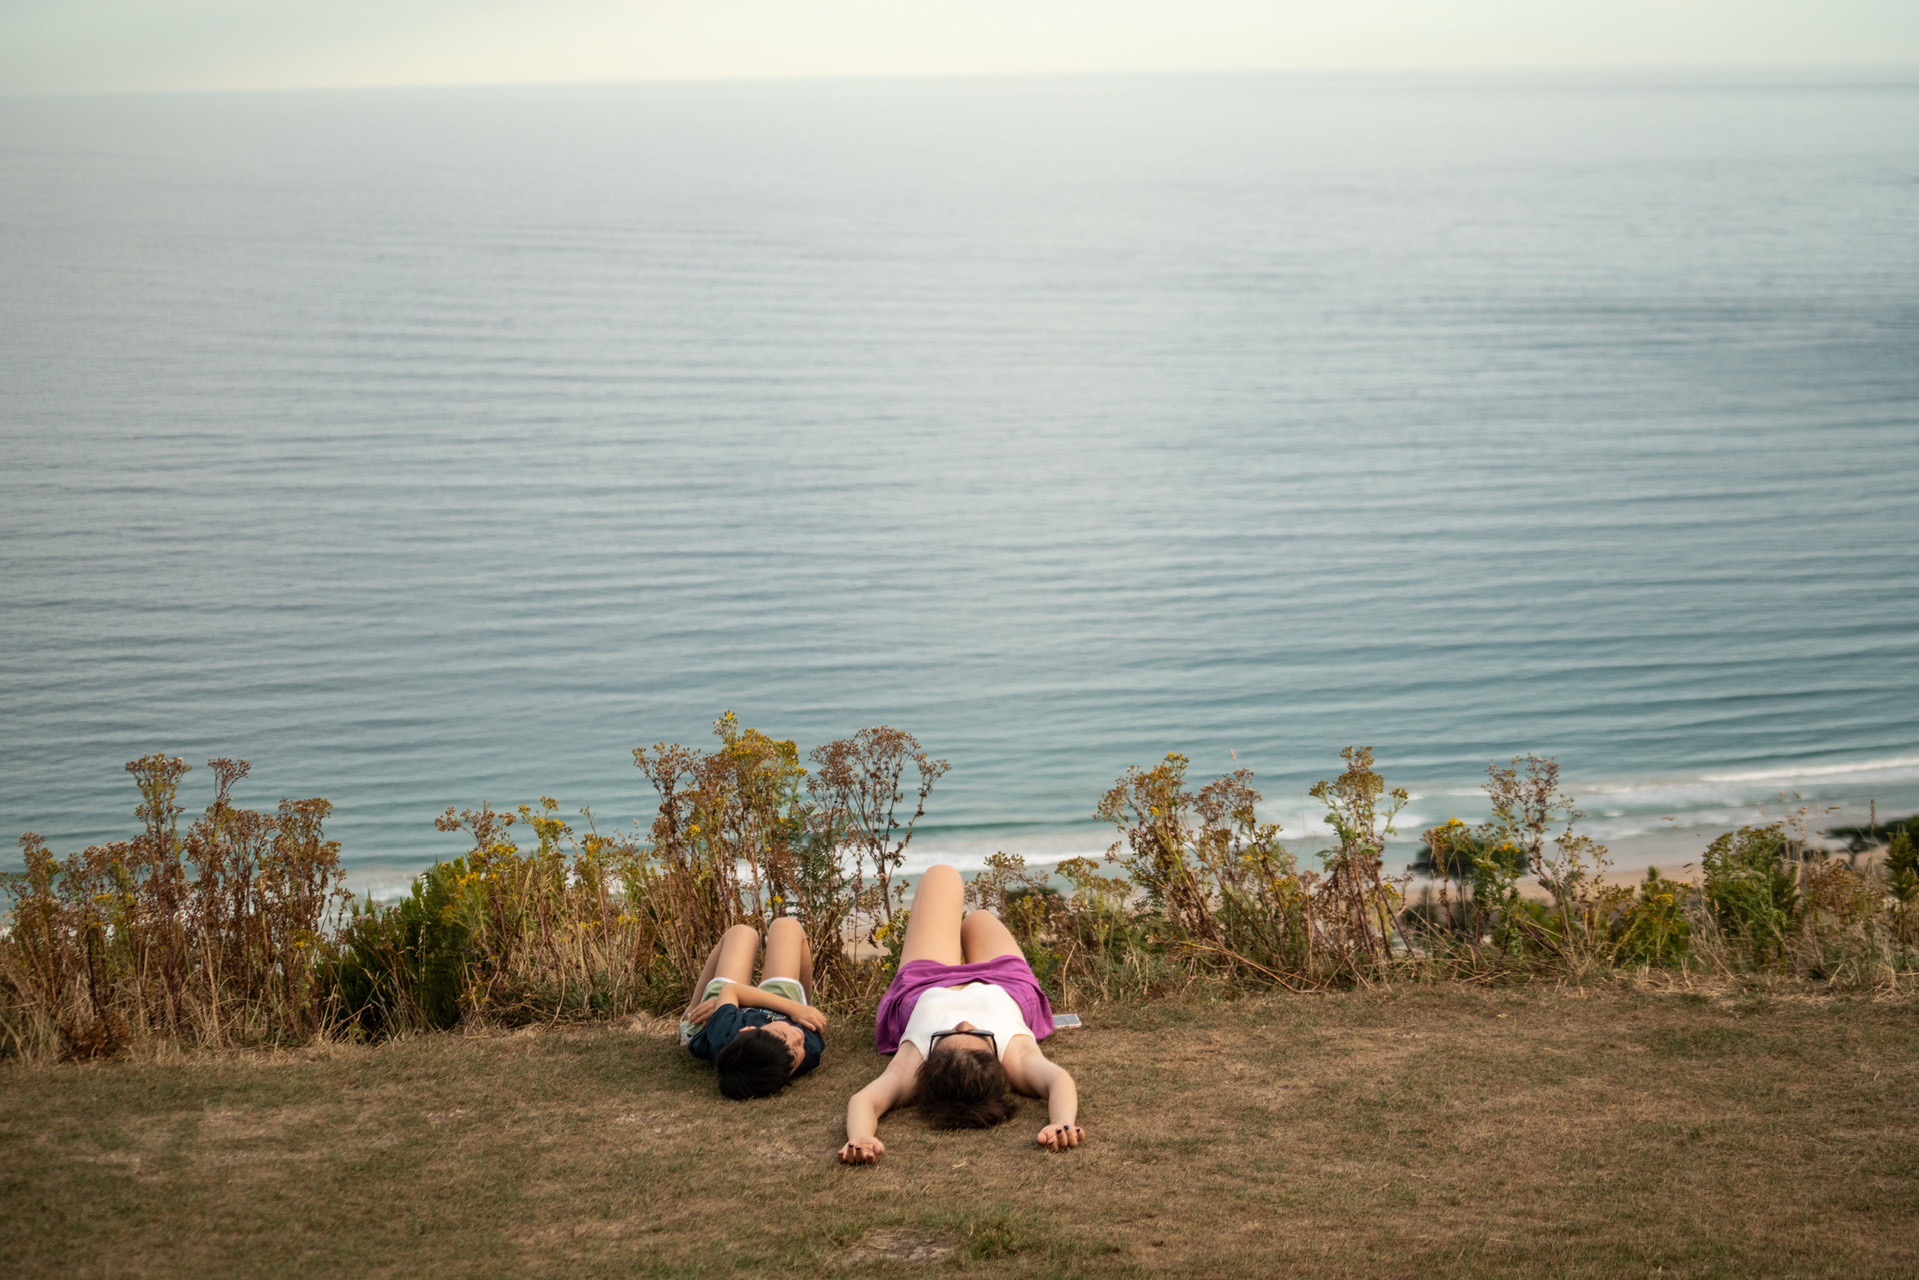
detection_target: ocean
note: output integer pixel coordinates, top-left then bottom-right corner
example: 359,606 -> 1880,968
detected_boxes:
3,72 -> 1917,894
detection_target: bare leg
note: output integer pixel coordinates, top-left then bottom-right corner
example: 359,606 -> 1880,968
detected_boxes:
683,937 -> 728,1018
899,865 -> 966,966
961,909 -> 1025,964
760,917 -> 815,1000
713,923 -> 761,988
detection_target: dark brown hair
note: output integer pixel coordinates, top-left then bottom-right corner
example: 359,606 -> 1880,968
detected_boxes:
917,1046 -> 1017,1129
715,1029 -> 794,1100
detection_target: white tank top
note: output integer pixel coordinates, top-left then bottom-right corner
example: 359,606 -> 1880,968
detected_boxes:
899,982 -> 1034,1061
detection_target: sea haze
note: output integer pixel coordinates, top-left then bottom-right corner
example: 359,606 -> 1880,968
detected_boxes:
3,73 -> 1917,891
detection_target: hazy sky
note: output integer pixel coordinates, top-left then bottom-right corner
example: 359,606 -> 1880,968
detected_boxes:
3,0 -> 1917,95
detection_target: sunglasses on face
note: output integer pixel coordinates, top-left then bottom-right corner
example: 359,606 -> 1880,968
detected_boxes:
928,1028 -> 997,1057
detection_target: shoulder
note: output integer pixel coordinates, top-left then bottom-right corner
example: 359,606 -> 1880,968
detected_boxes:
879,1043 -> 923,1085
1003,1033 -> 1044,1065
860,1044 -> 923,1104
1001,1036 -> 1057,1090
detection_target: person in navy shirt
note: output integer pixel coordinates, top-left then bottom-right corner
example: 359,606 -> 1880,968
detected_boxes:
679,918 -> 827,1099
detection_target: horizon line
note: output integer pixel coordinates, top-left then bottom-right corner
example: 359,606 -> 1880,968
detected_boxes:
8,60 -> 1919,103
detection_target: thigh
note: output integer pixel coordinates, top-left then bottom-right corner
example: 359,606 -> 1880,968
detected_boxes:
759,916 -> 811,987
899,866 -> 965,967
686,937 -> 724,1003
713,924 -> 762,987
960,909 -> 1025,964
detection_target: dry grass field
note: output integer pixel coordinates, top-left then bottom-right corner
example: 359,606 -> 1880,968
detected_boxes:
4,986 -> 1916,1279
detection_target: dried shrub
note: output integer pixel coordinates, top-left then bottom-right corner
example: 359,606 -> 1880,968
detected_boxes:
1408,757 -> 1622,975
965,851 -> 1057,942
808,726 -> 950,930
0,757 -> 349,1060
1684,807 -> 1913,988
10,732 -> 1918,1061
632,715 -> 812,998
334,716 -> 948,1029
1309,747 -> 1412,981
1482,755 -> 1616,957
1078,747 -> 1411,995
1046,856 -> 1176,1003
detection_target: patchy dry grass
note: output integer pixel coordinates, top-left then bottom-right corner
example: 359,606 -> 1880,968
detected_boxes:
3,987 -> 1916,1279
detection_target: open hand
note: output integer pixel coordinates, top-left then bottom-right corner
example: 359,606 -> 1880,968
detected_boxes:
684,998 -> 721,1025
792,1005 -> 829,1034
839,1137 -> 885,1165
1037,1123 -> 1084,1152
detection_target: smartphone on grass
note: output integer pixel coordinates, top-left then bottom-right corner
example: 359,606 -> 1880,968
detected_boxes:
1053,1014 -> 1082,1029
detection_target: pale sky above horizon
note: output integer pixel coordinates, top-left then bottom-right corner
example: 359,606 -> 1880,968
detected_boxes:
2,0 -> 1917,97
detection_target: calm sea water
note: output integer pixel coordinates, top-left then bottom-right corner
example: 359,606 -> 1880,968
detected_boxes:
4,74 -> 1918,892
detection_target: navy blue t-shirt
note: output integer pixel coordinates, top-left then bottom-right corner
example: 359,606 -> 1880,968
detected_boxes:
687,1005 -> 824,1076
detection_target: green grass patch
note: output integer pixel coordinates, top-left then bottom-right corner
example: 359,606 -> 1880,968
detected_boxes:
3,987 -> 1917,1279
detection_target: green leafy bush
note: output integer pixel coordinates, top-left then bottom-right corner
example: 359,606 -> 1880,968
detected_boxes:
1610,868 -> 1693,967
1886,830 -> 1918,906
1701,825 -> 1800,967
334,858 -> 475,1036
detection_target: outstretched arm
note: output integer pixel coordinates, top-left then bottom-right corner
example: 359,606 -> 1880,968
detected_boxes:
1005,1043 -> 1082,1152
840,1049 -> 920,1165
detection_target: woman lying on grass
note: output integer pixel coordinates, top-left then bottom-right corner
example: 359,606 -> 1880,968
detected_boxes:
840,864 -> 1083,1164
680,917 -> 829,1099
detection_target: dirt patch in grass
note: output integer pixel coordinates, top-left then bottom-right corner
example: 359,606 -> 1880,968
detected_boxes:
3,987 -> 1916,1279
845,1227 -> 958,1264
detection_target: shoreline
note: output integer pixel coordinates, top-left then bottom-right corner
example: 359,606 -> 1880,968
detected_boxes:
18,746 -> 1919,903
332,815 -> 1891,903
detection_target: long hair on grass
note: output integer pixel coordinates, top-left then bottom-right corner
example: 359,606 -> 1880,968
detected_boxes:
917,1045 -> 1017,1129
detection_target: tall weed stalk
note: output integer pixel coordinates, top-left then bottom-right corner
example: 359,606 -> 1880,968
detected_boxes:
0,757 -> 348,1060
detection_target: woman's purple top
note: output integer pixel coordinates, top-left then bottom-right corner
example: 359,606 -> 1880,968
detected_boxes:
874,955 -> 1056,1055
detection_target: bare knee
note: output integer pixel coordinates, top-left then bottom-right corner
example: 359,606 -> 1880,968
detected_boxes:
766,916 -> 805,942
920,864 -> 962,890
722,923 -> 760,945
961,909 -> 1005,945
